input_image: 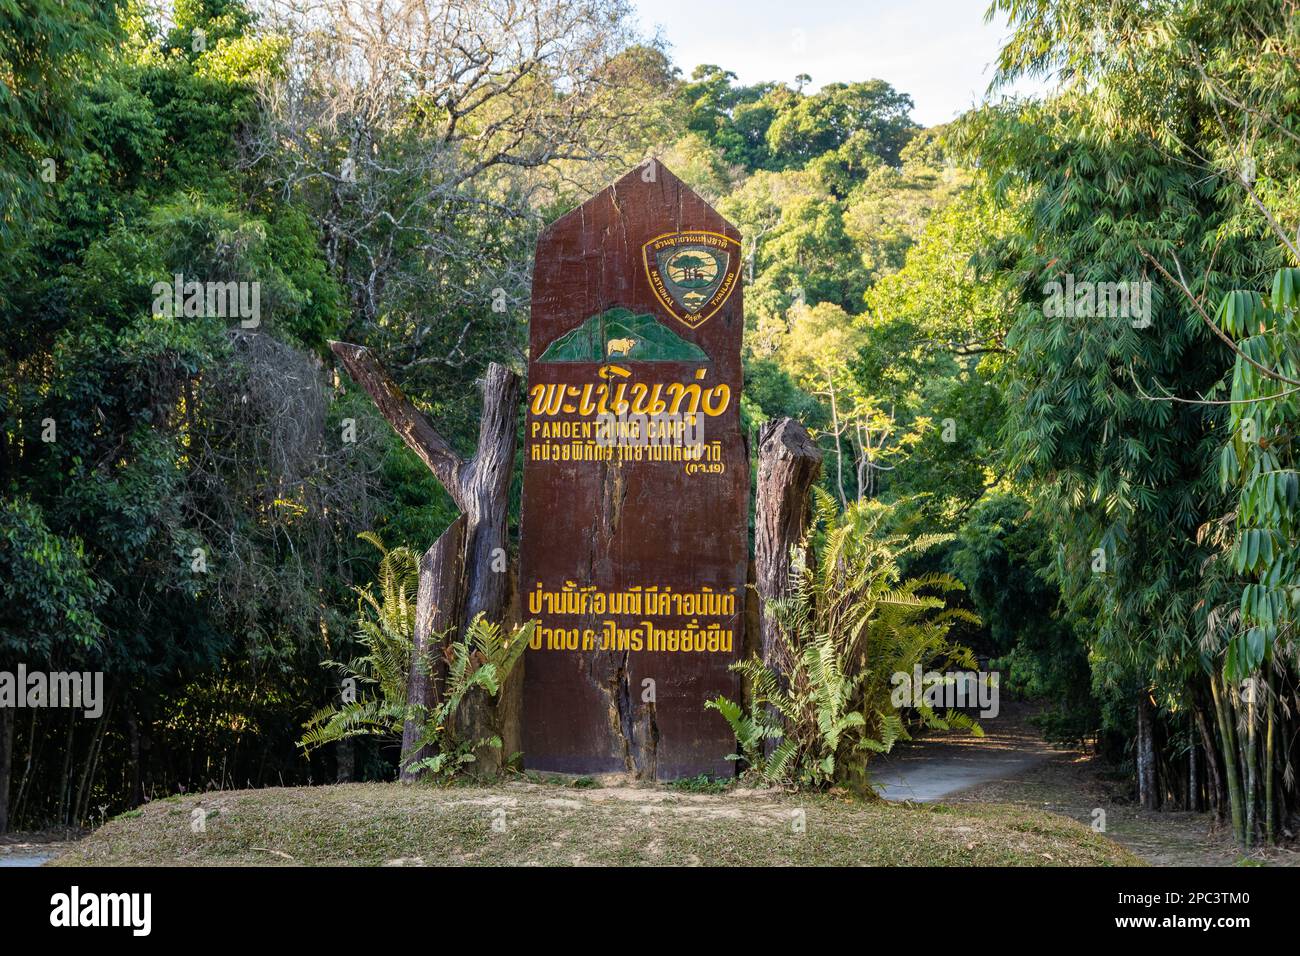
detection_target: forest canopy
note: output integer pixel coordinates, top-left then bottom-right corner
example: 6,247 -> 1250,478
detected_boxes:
2,0 -> 1298,853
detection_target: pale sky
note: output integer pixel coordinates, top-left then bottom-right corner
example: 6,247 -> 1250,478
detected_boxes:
632,0 -> 1053,128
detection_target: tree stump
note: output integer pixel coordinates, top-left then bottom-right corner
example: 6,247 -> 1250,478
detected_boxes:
399,514 -> 466,782
331,342 -> 519,778
755,418 -> 822,666
754,417 -> 822,751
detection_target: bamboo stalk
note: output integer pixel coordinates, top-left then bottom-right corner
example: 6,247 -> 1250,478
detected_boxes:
1245,675 -> 1258,849
1195,704 -> 1226,820
1265,669 -> 1276,844
10,709 -> 38,826
74,688 -> 115,824
1210,671 -> 1246,846
57,710 -> 75,826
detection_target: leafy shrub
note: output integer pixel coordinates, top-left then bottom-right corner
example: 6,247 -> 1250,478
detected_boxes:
299,533 -> 533,780
708,490 -> 980,790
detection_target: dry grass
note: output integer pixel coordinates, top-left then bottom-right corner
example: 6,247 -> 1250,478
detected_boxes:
948,743 -> 1300,867
52,779 -> 1141,867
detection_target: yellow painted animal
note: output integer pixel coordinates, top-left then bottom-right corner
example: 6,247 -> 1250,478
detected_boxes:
606,337 -> 637,358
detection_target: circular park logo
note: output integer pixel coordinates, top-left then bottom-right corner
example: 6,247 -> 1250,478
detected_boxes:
642,230 -> 741,329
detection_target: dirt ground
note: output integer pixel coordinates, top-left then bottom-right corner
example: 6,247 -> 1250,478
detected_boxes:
889,704 -> 1300,867
868,700 -> 1056,802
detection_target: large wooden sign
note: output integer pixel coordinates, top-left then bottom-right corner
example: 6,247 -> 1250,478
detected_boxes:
520,163 -> 748,778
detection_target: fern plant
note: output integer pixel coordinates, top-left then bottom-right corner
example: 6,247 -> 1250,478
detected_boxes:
299,533 -> 535,781
708,489 -> 982,790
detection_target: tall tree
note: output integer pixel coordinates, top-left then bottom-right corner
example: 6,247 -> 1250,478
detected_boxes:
973,0 -> 1295,830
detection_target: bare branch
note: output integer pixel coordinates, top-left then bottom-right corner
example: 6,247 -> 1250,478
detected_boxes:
1139,250 -> 1300,388
330,340 -> 469,506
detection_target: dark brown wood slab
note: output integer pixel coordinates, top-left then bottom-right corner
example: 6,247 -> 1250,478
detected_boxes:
520,162 -> 748,778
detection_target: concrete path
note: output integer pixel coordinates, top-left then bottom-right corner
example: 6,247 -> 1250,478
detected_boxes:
1,835 -> 74,868
869,703 -> 1053,803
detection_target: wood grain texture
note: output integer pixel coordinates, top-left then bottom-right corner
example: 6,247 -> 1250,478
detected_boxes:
400,514 -> 466,782
520,162 -> 748,778
754,417 -> 822,680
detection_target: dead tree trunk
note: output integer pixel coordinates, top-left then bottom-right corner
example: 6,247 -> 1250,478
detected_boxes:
754,418 -> 822,754
399,515 -> 466,781
331,343 -> 519,778
755,418 -> 822,670
454,363 -> 519,758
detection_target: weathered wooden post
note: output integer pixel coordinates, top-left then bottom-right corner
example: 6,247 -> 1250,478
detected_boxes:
400,515 -> 465,780
520,161 -> 749,779
329,343 -> 519,778
754,418 -> 821,692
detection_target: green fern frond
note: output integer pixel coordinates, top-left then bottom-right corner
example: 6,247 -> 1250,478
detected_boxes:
301,533 -> 536,783
705,494 -> 983,791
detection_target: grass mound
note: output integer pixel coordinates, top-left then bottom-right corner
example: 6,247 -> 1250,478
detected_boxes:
54,780 -> 1141,867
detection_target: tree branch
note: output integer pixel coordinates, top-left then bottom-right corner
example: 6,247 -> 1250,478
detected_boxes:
330,340 -> 469,509
1138,251 -> 1300,388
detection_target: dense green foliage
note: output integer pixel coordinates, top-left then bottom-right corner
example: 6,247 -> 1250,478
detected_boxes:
709,491 -> 980,790
960,0 -> 1300,843
3,0 -> 1298,849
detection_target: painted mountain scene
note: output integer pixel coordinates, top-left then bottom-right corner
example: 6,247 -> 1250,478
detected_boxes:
536,306 -> 708,362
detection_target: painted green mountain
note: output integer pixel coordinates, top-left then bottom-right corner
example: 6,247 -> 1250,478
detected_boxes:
537,307 -> 708,362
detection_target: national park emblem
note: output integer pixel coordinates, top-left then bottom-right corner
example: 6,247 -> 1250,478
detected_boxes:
642,231 -> 741,329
